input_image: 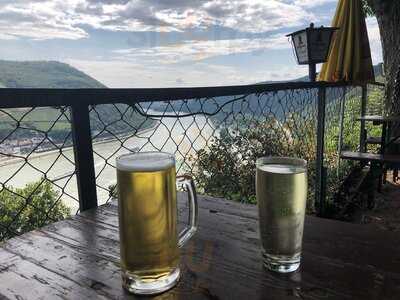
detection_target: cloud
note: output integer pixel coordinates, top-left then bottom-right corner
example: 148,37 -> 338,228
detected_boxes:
0,0 -> 315,40
200,1 -> 313,32
293,0 -> 337,8
67,58 -> 308,88
86,0 -> 315,34
0,32 -> 18,40
112,35 -> 292,64
0,1 -> 88,40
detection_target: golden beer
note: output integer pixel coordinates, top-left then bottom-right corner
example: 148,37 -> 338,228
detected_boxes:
116,152 -> 197,295
256,157 -> 307,273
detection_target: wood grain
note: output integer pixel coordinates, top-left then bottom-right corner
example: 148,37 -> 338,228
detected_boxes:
357,115 -> 400,123
341,151 -> 400,164
1,194 -> 400,299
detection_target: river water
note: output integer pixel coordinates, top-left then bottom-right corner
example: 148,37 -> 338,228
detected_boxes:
0,111 -> 215,212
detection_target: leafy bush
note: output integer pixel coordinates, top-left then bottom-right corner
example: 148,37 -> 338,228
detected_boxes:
108,183 -> 118,199
190,86 -> 385,216
0,179 -> 71,239
191,117 -> 317,210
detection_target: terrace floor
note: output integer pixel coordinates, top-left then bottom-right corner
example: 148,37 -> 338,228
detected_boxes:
354,171 -> 400,231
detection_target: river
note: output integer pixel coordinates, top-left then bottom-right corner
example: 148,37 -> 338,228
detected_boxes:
0,111 -> 215,211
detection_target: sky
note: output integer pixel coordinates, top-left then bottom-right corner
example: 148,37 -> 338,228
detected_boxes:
0,0 -> 383,88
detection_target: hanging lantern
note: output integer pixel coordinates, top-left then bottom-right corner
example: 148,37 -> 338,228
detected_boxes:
287,23 -> 338,81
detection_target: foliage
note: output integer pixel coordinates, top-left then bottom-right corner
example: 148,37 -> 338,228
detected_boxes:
362,0 -> 375,16
108,183 -> 118,199
0,179 -> 71,240
191,114 -> 316,209
191,86 -> 385,217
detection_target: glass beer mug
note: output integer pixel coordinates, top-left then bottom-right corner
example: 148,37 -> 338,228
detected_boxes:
116,151 -> 198,295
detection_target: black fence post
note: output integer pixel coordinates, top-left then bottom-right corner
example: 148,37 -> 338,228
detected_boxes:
359,84 -> 368,152
337,87 -> 347,177
70,103 -> 98,211
316,86 -> 327,216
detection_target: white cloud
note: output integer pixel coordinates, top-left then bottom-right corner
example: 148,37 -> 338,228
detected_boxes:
293,0 -> 337,8
112,35 -> 291,64
93,0 -> 314,33
0,0 -> 315,40
0,1 -> 88,40
0,32 -> 18,40
155,0 -> 314,33
0,24 -> 88,40
67,58 -> 307,88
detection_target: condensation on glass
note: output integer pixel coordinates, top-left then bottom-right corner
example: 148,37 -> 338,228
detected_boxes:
256,156 -> 307,273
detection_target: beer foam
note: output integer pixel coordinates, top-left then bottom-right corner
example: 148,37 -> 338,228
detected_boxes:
258,164 -> 306,174
116,152 -> 175,172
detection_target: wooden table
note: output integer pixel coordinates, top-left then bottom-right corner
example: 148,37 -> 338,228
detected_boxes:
1,195 -> 400,300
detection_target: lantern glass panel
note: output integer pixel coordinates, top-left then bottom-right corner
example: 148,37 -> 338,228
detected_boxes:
308,29 -> 333,63
292,31 -> 309,64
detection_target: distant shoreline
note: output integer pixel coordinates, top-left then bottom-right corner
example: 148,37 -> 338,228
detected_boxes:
0,121 -> 159,167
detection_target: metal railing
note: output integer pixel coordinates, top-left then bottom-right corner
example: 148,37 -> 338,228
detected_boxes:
0,81 -> 384,239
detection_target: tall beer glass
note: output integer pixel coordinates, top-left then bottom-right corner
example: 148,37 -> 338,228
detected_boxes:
116,152 -> 198,295
256,157 -> 307,273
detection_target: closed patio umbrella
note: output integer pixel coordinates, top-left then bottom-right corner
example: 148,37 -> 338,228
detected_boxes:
318,0 -> 375,83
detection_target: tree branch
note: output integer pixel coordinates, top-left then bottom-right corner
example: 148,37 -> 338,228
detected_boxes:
365,0 -> 396,16
363,0 -> 375,15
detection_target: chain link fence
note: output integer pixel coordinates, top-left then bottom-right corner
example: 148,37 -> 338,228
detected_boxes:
322,83 -> 385,215
0,106 -> 77,240
0,82 -> 382,240
90,88 -> 319,205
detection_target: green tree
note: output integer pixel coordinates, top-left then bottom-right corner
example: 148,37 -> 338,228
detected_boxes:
363,0 -> 400,115
191,88 -> 385,216
0,179 -> 71,240
191,116 -> 316,208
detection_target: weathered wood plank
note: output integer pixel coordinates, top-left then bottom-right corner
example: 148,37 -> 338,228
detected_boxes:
341,151 -> 400,164
1,195 -> 400,299
0,248 -> 110,300
84,198 -> 400,299
366,136 -> 400,145
357,115 -> 400,123
59,196 -> 400,296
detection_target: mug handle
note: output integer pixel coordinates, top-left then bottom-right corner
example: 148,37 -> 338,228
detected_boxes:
176,175 -> 198,248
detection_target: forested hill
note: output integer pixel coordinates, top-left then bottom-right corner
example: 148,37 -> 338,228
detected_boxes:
0,61 -> 155,147
0,60 -> 105,88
